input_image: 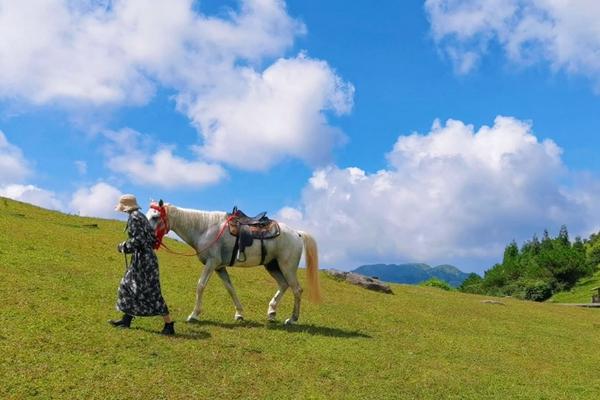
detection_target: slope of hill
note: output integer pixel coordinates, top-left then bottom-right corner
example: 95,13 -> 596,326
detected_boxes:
2,197 -> 600,399
353,263 -> 470,287
549,270 -> 600,303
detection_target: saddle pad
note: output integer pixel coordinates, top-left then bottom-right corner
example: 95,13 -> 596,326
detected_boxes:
228,220 -> 281,240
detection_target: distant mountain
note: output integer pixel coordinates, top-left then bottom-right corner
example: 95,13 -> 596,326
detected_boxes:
352,263 -> 470,287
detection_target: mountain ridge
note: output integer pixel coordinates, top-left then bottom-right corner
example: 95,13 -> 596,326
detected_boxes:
352,263 -> 471,287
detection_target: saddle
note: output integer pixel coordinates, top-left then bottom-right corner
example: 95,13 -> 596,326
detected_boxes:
232,209 -> 268,225
227,206 -> 280,265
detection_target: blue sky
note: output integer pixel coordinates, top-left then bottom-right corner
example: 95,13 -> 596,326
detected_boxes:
2,0 -> 600,273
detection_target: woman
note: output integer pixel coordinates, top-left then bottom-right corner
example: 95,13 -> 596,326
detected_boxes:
109,194 -> 175,335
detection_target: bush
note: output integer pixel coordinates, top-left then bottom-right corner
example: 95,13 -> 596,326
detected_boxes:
420,278 -> 453,291
510,279 -> 554,301
459,273 -> 484,294
523,280 -> 553,301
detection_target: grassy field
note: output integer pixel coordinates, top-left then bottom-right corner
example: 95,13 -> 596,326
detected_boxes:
3,197 -> 600,399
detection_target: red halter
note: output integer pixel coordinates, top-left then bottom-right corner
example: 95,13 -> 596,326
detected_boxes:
149,201 -> 169,250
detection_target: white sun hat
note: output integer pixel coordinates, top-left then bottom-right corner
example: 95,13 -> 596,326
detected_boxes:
114,194 -> 140,212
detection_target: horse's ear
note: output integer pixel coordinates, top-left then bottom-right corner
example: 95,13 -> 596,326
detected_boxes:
158,199 -> 164,207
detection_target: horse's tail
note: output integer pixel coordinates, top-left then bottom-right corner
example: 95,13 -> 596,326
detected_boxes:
300,231 -> 321,303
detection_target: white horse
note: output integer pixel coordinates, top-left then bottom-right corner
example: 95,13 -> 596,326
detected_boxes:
146,201 -> 320,325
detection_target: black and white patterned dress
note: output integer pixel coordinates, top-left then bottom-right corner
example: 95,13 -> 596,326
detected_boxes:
116,210 -> 169,316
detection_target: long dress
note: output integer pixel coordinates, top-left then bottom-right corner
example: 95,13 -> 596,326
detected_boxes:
116,210 -> 169,316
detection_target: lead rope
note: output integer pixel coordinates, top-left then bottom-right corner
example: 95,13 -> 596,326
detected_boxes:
158,215 -> 235,257
123,220 -> 130,270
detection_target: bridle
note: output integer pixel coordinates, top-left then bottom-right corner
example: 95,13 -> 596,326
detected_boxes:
149,201 -> 170,250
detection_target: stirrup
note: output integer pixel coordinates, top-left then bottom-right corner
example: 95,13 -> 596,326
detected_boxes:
237,251 -> 247,262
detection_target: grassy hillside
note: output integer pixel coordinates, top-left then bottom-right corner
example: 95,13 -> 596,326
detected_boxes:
550,270 -> 600,303
3,197 -> 600,399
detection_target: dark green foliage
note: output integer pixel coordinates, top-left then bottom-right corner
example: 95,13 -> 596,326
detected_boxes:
584,232 -> 600,271
462,226 -> 598,301
420,277 -> 453,291
521,279 -> 553,301
458,273 -> 484,294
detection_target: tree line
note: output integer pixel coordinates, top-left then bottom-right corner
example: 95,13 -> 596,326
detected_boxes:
459,225 -> 600,301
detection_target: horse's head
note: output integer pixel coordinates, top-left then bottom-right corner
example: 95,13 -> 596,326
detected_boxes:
147,199 -> 169,249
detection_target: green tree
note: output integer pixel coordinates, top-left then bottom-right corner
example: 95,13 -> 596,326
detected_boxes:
458,273 -> 483,294
475,226 -> 596,301
558,225 -> 570,247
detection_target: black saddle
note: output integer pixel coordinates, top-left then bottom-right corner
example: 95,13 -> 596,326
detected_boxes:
232,206 -> 268,225
228,206 -> 280,266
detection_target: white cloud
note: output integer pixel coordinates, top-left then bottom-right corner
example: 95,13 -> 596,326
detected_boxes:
277,206 -> 303,222
104,128 -> 226,189
183,55 -> 354,170
0,181 -> 128,220
425,0 -> 600,84
0,0 -> 300,105
280,116 -> 600,271
0,0 -> 352,169
0,131 -> 126,218
69,182 -> 123,219
0,130 -> 62,211
0,184 -> 63,210
0,130 -> 31,184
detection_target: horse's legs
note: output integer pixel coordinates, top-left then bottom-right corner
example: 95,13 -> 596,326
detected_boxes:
216,268 -> 245,321
279,263 -> 302,325
187,261 -> 216,322
264,260 -> 289,322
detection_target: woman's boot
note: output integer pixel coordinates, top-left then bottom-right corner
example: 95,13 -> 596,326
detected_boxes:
109,314 -> 133,328
161,321 -> 175,335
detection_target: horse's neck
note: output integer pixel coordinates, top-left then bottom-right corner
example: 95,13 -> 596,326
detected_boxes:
168,206 -> 227,248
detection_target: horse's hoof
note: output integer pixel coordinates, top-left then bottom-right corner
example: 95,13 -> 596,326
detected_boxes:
187,316 -> 200,323
284,318 -> 297,325
234,315 -> 244,322
267,313 -> 277,322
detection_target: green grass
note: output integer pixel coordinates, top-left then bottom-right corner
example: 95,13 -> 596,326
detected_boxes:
550,270 -> 600,303
3,197 -> 600,399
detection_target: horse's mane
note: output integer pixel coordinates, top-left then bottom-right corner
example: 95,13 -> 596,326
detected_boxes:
167,205 -> 227,233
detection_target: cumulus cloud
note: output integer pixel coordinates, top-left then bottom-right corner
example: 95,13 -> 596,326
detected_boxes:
0,0 -> 299,105
104,128 -> 226,189
69,182 -> 123,219
0,130 -> 31,184
0,0 -> 352,169
0,131 -> 62,210
0,184 -> 63,210
425,0 -> 600,84
280,116 -> 600,271
0,130 -> 125,218
184,55 -> 354,170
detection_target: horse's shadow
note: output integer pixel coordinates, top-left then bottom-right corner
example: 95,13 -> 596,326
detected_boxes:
267,323 -> 371,339
188,319 -> 371,339
189,319 -> 264,330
